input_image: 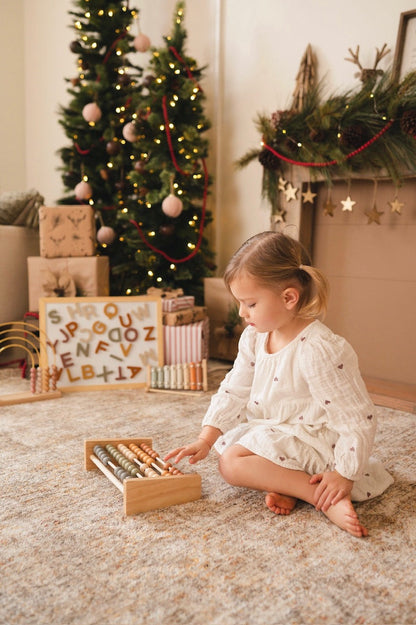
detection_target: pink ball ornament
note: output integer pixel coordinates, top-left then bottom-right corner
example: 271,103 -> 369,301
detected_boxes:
122,121 -> 139,142
162,194 -> 183,218
82,102 -> 102,123
97,226 -> 116,245
133,32 -> 151,52
74,181 -> 93,200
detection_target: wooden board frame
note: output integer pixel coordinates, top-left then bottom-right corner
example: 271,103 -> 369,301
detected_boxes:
39,296 -> 163,392
84,438 -> 201,515
393,9 -> 416,83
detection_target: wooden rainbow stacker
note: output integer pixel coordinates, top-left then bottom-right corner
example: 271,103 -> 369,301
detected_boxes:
84,437 -> 201,515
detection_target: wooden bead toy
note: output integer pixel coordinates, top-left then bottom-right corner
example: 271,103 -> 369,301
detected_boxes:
146,359 -> 208,396
0,321 -> 61,406
84,437 -> 201,515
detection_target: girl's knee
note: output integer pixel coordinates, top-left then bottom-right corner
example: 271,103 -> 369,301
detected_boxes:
218,448 -> 240,486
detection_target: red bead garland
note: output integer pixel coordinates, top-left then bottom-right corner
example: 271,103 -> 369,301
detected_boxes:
262,118 -> 394,168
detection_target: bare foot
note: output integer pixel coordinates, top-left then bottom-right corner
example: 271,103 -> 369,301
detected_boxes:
323,496 -> 368,538
265,492 -> 297,515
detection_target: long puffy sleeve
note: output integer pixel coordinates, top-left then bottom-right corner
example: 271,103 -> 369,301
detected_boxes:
202,326 -> 257,433
299,329 -> 376,482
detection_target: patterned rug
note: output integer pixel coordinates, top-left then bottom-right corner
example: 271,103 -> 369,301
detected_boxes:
1,367 -> 415,625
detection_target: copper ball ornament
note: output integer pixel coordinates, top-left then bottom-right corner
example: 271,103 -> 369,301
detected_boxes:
134,160 -> 146,173
159,224 -> 175,237
106,140 -> 121,156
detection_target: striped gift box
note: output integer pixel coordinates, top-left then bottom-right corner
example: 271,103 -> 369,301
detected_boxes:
163,317 -> 209,365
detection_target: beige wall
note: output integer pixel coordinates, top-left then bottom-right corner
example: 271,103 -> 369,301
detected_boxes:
312,179 -> 416,386
0,0 -> 26,191
1,0 -> 415,270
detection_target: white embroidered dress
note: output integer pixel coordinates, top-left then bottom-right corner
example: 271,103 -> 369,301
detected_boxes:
202,320 -> 393,501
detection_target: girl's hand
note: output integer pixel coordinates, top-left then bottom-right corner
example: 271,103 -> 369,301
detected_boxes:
164,438 -> 211,465
309,471 -> 353,512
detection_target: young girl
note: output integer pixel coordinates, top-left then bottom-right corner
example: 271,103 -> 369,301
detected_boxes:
165,232 -> 393,537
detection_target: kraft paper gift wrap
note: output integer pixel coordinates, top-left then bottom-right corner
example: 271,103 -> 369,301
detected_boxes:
39,205 -> 96,258
27,256 -> 109,312
162,306 -> 207,326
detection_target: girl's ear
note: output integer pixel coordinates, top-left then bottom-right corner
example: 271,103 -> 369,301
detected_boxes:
282,287 -> 300,310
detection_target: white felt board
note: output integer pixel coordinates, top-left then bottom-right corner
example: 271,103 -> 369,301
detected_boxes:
39,296 -> 163,391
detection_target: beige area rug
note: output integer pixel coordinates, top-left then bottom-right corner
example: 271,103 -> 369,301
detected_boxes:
1,366 -> 415,625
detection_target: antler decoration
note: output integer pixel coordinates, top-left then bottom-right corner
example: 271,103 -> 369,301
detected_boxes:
345,44 -> 390,84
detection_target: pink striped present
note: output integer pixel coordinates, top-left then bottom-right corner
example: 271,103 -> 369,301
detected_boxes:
163,317 -> 209,365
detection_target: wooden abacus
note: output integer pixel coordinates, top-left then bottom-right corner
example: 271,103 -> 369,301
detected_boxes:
84,437 -> 201,515
0,321 -> 62,406
145,359 -> 208,396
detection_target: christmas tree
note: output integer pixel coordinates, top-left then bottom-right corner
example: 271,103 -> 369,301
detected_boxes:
58,0 -> 145,287
58,0 -> 214,302
118,1 -> 214,302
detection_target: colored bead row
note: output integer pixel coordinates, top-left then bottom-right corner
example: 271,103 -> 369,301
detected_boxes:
149,361 -> 204,391
93,441 -> 183,483
29,365 -> 58,395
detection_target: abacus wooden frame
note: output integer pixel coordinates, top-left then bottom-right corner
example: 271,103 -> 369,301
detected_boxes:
84,438 -> 201,515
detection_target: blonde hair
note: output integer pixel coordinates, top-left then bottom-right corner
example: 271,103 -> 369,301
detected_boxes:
223,231 -> 329,319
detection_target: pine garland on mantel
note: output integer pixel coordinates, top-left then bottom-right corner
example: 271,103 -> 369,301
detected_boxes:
238,45 -> 416,215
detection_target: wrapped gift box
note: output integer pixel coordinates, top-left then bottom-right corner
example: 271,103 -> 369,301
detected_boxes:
204,277 -> 244,361
163,317 -> 209,365
39,205 -> 96,258
27,256 -> 109,312
161,295 -> 195,313
162,306 -> 207,326
0,225 -> 39,323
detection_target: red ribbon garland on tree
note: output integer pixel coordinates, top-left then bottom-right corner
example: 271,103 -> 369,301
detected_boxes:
262,118 -> 394,167
129,48 -> 209,264
130,157 -> 208,264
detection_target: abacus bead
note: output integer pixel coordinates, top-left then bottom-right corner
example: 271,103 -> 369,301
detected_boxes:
114,467 -> 131,481
118,444 -> 134,460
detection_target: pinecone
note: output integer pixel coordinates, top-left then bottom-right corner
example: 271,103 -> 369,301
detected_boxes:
258,148 -> 281,170
400,109 -> 416,137
339,124 -> 368,149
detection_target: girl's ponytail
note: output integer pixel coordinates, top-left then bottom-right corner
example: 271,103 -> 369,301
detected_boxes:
296,264 -> 329,320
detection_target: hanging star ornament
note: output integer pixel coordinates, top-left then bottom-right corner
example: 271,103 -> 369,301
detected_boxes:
323,198 -> 337,217
283,182 -> 298,202
341,195 -> 356,212
272,210 -> 287,224
302,183 -> 317,204
365,204 -> 384,225
389,197 -> 404,214
278,176 -> 287,191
